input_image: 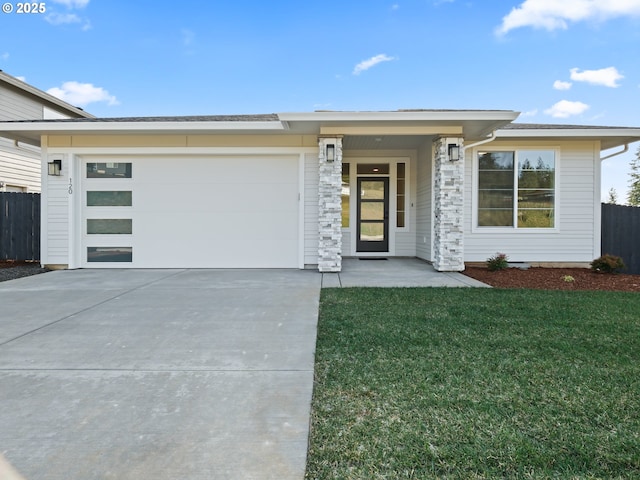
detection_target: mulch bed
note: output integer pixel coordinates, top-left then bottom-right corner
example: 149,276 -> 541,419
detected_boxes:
0,260 -> 50,283
464,266 -> 640,292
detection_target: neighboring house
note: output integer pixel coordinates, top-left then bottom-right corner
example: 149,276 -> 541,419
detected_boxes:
0,110 -> 638,272
0,70 -> 93,192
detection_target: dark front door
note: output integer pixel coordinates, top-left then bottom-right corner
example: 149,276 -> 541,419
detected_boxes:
356,177 -> 389,252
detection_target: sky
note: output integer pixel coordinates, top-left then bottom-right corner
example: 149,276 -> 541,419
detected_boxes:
1,0 -> 639,202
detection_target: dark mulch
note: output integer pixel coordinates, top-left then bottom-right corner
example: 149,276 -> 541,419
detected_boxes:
464,266 -> 640,292
0,260 -> 50,283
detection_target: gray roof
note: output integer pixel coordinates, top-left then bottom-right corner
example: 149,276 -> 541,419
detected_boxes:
4,114 -> 280,124
503,122 -> 640,130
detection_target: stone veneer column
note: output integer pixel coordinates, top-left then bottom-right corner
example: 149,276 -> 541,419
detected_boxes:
433,137 -> 465,271
318,137 -> 343,272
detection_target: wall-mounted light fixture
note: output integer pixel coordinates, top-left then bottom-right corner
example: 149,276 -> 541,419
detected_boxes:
326,143 -> 335,163
448,144 -> 460,162
48,159 -> 62,176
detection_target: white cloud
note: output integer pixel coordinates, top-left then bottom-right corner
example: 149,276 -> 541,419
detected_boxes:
1,52 -> 8,60
45,12 -> 81,25
181,29 -> 195,47
16,76 -> 26,82
521,109 -> 538,117
570,66 -> 624,87
496,0 -> 640,35
49,0 -> 89,7
47,81 -> 119,107
544,100 -> 590,118
353,54 -> 395,75
553,80 -> 572,90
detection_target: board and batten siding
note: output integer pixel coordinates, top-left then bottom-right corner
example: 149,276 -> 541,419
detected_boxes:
415,139 -> 433,261
304,152 -> 320,266
464,140 -> 600,263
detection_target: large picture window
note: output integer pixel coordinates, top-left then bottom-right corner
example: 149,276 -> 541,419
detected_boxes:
478,150 -> 555,228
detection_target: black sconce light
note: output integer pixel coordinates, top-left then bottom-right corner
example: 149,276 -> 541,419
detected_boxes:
448,144 -> 460,162
48,159 -> 62,176
326,144 -> 335,162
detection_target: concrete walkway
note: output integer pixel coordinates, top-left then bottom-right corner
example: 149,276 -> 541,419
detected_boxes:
0,269 -> 321,480
322,257 -> 489,288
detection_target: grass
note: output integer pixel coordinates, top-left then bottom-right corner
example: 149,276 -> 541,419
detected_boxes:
305,288 -> 640,479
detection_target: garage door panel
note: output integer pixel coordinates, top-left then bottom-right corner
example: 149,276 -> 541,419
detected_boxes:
81,156 -> 300,268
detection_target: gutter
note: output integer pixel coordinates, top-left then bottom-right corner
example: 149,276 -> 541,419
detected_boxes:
463,130 -> 497,152
600,144 -> 629,161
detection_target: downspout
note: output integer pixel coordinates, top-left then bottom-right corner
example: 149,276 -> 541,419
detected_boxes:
600,144 -> 628,161
462,130 -> 497,153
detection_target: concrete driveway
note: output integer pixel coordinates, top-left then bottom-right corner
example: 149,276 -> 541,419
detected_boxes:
0,269 -> 321,480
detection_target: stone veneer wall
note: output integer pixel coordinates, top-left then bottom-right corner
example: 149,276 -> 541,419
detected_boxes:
318,137 -> 343,272
432,137 -> 465,271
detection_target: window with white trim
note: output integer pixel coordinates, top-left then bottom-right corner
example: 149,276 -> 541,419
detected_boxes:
478,150 -> 555,228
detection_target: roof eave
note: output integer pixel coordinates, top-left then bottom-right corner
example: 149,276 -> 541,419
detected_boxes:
496,127 -> 640,150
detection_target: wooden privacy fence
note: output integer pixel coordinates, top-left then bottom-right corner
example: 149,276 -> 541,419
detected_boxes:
0,192 -> 41,261
601,203 -> 640,275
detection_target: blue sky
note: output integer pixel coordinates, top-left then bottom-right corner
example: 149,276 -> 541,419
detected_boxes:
1,0 -> 639,201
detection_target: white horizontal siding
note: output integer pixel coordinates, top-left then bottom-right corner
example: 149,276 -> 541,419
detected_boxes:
464,140 -> 600,263
45,178 -> 70,264
0,137 -> 41,191
416,140 -> 432,261
304,152 -> 319,266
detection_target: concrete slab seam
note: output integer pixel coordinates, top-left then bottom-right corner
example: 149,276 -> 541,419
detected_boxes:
0,269 -> 189,348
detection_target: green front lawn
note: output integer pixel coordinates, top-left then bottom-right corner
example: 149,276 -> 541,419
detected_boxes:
306,288 -> 640,479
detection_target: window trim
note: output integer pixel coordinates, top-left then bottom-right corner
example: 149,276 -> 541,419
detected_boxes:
472,146 -> 560,233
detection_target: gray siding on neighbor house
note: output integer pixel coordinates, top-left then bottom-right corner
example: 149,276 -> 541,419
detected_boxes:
0,84 -> 44,120
464,140 -> 601,263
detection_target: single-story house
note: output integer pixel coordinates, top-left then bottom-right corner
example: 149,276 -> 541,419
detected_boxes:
0,110 -> 638,272
0,71 -> 93,192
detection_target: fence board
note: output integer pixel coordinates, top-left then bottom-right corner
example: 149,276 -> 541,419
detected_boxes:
601,203 -> 640,275
0,192 -> 41,261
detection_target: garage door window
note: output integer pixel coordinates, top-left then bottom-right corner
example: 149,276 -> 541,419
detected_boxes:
87,247 -> 132,262
87,219 -> 132,235
87,191 -> 132,206
87,162 -> 132,178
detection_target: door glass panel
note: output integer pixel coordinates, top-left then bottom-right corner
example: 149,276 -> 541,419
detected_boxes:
360,181 -> 385,199
397,163 -> 406,228
359,222 -> 384,241
87,247 -> 132,262
87,163 -> 132,178
360,202 -> 384,220
87,219 -> 132,235
87,191 -> 132,206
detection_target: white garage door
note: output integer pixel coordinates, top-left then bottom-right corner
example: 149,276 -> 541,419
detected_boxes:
80,156 -> 300,268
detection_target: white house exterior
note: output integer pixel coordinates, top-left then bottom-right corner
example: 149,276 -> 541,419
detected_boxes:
0,71 -> 93,192
0,110 -> 638,271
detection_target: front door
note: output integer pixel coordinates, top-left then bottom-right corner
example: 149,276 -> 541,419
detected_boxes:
356,177 -> 389,252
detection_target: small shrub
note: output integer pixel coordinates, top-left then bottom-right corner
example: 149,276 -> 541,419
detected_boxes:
590,254 -> 625,273
487,252 -> 509,271
562,275 -> 575,283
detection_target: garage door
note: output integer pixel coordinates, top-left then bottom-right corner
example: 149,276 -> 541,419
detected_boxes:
80,156 -> 300,268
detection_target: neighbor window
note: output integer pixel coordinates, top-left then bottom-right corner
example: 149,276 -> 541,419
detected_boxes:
478,150 -> 555,228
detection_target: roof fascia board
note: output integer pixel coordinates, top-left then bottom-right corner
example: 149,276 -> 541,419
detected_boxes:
497,127 -> 640,138
320,125 -> 463,136
0,120 -> 287,133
